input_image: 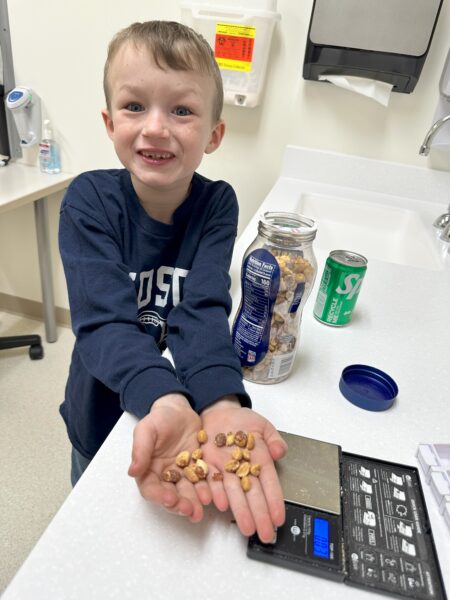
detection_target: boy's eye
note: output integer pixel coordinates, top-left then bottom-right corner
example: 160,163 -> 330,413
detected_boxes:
173,106 -> 192,117
126,103 -> 144,112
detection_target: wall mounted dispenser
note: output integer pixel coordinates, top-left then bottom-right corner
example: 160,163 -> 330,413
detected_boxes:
303,0 -> 443,94
6,86 -> 41,147
181,0 -> 280,107
0,0 -> 21,159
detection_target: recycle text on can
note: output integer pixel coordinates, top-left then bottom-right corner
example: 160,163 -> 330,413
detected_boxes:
313,250 -> 368,326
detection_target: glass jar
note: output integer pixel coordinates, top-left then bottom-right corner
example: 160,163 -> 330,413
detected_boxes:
232,212 -> 317,384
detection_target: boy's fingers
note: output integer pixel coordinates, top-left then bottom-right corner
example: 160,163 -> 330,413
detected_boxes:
224,475 -> 256,537
128,419 -> 157,477
175,478 -> 204,523
244,477 -> 276,543
134,473 -> 196,518
195,481 -> 213,506
259,460 -> 286,528
209,478 -> 229,512
262,422 -> 288,461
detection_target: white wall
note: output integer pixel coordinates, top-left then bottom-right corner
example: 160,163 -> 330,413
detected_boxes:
1,0 -> 449,311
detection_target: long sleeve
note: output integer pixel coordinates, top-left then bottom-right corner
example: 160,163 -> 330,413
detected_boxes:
166,184 -> 251,412
59,174 -> 191,420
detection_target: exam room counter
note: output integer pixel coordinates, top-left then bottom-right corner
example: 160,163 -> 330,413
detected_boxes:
3,147 -> 450,600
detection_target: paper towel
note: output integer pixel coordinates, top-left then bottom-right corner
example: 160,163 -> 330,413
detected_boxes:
318,74 -> 393,107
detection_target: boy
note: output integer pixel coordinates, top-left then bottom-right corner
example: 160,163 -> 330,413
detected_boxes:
59,21 -> 286,543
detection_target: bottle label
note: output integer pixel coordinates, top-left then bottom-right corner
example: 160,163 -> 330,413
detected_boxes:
232,249 -> 280,367
39,143 -> 50,158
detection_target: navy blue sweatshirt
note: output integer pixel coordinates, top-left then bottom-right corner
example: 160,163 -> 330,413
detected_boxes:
59,169 -> 251,459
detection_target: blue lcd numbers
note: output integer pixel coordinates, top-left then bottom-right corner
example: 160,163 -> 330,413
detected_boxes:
313,518 -> 330,559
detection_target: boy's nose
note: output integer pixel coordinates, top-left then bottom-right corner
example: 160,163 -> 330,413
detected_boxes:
141,109 -> 169,138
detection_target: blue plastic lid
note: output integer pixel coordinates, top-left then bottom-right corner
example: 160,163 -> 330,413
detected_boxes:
339,364 -> 398,411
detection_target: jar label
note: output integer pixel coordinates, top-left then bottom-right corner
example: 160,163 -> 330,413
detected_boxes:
232,249 -> 280,367
288,281 -> 306,314
267,351 -> 295,379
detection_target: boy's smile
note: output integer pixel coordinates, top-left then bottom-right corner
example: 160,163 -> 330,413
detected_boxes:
102,42 -> 224,221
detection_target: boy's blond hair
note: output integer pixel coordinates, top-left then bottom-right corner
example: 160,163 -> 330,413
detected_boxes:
103,21 -> 224,123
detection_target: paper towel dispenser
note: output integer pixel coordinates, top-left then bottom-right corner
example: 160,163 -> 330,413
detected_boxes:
303,0 -> 443,94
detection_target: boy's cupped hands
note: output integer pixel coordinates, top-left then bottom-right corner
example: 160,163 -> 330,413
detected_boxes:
128,394 -> 287,543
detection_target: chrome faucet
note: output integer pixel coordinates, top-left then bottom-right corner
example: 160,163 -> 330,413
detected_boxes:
433,202 -> 450,234
419,114 -> 450,156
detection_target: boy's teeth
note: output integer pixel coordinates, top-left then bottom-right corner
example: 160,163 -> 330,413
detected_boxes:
142,151 -> 171,159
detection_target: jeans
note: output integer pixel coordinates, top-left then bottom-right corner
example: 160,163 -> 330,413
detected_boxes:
71,446 -> 92,487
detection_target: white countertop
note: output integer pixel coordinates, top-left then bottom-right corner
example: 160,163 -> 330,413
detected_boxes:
0,162 -> 74,213
3,147 -> 449,600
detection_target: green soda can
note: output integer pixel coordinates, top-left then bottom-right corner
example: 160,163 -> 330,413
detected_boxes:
313,250 -> 368,326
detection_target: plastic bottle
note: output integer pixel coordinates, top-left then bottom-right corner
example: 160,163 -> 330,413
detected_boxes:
39,119 -> 61,174
232,212 -> 318,384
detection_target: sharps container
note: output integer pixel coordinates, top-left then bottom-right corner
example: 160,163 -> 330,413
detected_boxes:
181,0 -> 281,107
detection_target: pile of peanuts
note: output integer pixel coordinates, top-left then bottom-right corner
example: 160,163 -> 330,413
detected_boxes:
243,248 -> 315,383
161,429 -> 261,493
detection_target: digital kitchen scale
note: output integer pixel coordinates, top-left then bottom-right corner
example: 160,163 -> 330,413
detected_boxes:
248,432 -> 447,599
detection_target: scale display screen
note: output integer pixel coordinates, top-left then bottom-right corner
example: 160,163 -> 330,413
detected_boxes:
313,518 -> 329,559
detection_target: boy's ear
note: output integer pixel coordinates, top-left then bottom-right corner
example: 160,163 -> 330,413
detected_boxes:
205,119 -> 225,155
101,109 -> 115,140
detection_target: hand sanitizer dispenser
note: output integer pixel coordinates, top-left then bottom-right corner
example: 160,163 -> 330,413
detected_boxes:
303,0 -> 443,94
6,86 -> 41,146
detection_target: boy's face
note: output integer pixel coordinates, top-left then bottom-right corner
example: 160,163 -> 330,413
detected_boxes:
102,42 -> 224,202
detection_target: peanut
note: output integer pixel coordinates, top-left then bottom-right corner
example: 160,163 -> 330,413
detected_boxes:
162,469 -> 181,483
184,465 -> 199,483
236,462 -> 250,478
215,433 -> 227,447
194,459 -> 209,480
224,459 -> 240,473
231,447 -> 243,461
250,464 -> 261,477
241,476 -> 252,492
197,430 -> 208,444
175,450 -> 190,468
234,431 -> 247,448
226,432 -> 235,446
246,432 -> 255,450
272,312 -> 285,325
242,449 -> 251,461
191,448 -> 203,461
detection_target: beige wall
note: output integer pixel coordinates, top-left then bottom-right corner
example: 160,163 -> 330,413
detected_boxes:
1,0 -> 450,311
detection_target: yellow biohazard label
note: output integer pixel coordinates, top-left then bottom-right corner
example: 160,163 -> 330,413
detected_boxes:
214,23 -> 256,72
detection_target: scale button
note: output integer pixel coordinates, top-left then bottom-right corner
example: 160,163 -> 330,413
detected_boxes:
290,524 -> 301,537
363,550 -> 377,563
401,539 -> 417,557
383,556 -> 397,568
386,572 -> 398,585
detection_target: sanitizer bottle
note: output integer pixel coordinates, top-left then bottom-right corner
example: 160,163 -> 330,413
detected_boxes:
39,119 -> 61,174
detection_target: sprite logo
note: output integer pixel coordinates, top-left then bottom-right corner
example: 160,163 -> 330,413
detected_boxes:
336,274 -> 363,300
